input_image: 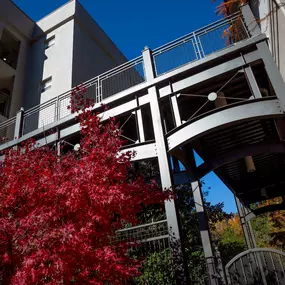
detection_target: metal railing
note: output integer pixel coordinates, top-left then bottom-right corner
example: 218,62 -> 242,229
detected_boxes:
0,11 -> 251,142
114,220 -> 176,284
116,219 -> 169,243
225,248 -> 285,285
0,116 -> 16,145
22,56 -> 145,135
153,12 -> 249,76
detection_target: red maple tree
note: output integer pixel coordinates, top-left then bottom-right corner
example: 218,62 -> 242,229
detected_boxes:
0,90 -> 170,284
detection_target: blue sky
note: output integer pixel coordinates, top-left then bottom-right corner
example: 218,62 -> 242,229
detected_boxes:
12,0 -> 236,213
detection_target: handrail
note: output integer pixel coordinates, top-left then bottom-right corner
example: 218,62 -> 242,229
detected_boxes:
117,219 -> 167,233
0,116 -> 16,128
152,12 -> 241,55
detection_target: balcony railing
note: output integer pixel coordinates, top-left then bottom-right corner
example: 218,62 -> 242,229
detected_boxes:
0,10 -> 251,144
152,12 -> 249,75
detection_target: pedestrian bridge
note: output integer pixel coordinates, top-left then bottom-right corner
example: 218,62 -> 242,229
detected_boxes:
1,4 -> 285,284
1,5 -> 285,209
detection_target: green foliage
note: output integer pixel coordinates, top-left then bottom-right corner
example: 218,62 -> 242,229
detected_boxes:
133,249 -> 174,285
251,214 -> 273,247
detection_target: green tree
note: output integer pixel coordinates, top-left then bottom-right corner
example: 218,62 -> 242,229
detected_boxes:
132,180 -> 230,285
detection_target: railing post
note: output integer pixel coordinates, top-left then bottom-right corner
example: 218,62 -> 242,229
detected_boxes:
240,4 -> 261,37
55,96 -> 60,121
215,247 -> 227,285
142,46 -> 156,81
142,46 -> 190,284
14,107 -> 24,139
193,32 -> 203,60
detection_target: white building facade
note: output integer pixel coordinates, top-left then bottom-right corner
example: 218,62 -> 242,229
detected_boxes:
250,0 -> 285,80
0,0 -> 126,130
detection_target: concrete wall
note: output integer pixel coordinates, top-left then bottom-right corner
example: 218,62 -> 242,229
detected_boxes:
0,0 -> 34,40
24,0 -> 127,130
269,0 -> 285,80
250,0 -> 285,81
9,36 -> 31,117
0,22 -> 4,39
26,1 -> 76,107
72,2 -> 126,86
0,0 -> 35,119
23,1 -> 76,130
0,0 -> 127,132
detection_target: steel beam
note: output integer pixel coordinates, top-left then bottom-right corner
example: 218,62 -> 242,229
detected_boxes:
120,142 -> 157,161
243,66 -> 263,98
252,203 -> 285,215
159,49 -> 261,98
143,47 -> 189,284
171,94 -> 182,127
167,98 -> 283,151
149,85 -> 189,284
0,36 -> 267,154
257,41 -> 285,112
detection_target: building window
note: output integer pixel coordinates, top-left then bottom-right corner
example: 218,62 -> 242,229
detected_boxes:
0,29 -> 21,69
44,36 -> 55,50
41,77 -> 52,93
0,89 -> 11,117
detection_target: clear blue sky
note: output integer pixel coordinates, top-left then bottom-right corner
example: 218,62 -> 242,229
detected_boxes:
12,0 -> 236,213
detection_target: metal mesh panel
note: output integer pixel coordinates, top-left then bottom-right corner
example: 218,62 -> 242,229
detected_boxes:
0,117 -> 16,144
114,220 -> 176,284
153,13 -> 249,77
58,95 -> 71,120
23,102 -> 56,135
101,60 -> 145,100
263,251 -> 285,284
116,220 -> 168,243
85,81 -> 98,105
226,249 -> 285,285
198,16 -> 249,57
153,39 -> 197,76
273,253 -> 285,282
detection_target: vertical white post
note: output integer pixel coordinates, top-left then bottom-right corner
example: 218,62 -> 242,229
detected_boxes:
143,47 -> 189,284
14,107 -> 24,139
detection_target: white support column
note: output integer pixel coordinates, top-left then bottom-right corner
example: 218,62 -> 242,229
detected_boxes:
171,94 -> 182,127
243,66 -> 263,98
136,109 -> 145,143
14,107 -> 24,139
143,47 -> 189,284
